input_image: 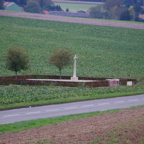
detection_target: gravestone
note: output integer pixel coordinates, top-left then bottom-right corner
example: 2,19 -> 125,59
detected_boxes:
127,81 -> 132,86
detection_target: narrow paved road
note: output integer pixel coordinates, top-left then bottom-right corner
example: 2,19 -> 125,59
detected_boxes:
0,94 -> 144,124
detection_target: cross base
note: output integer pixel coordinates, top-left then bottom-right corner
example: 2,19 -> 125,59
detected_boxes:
71,77 -> 78,81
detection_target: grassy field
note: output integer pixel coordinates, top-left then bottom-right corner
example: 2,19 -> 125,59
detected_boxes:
0,16 -> 144,143
0,16 -> 144,78
54,2 -> 95,12
0,84 -> 144,106
0,15 -> 144,108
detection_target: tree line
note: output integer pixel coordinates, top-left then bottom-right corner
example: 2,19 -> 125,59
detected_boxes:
0,0 -> 52,7
89,0 -> 144,21
4,46 -> 72,79
2,0 -> 144,6
0,0 -> 62,13
70,0 -> 144,6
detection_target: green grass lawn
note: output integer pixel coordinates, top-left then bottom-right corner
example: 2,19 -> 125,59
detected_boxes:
0,15 -> 144,108
54,2 -> 95,12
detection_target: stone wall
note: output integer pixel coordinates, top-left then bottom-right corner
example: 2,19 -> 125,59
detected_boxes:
0,75 -> 137,87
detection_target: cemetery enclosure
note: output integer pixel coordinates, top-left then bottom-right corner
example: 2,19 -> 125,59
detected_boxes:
0,75 -> 137,87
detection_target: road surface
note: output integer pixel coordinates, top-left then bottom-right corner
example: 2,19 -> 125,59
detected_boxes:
0,94 -> 144,124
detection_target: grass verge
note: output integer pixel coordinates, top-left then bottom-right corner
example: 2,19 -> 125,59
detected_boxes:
0,89 -> 144,110
1,105 -> 144,134
0,106 -> 144,134
0,109 -> 119,134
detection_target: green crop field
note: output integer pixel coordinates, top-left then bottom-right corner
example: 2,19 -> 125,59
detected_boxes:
0,83 -> 144,105
0,16 -> 144,107
0,16 -> 144,78
54,2 -> 95,12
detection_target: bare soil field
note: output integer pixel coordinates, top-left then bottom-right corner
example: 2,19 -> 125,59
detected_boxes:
0,11 -> 144,30
0,107 -> 144,144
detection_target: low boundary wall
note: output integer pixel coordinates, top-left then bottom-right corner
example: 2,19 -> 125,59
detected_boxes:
0,75 -> 137,87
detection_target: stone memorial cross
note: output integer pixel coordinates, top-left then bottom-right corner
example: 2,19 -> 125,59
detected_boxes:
71,54 -> 78,81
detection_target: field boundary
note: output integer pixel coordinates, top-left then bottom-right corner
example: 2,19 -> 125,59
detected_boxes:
0,11 -> 144,30
0,74 -> 137,87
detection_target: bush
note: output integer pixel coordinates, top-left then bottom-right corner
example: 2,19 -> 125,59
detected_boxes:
66,8 -> 69,12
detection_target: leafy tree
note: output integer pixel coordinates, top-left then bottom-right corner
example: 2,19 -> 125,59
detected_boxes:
133,4 -> 142,15
89,5 -> 104,18
134,16 -> 140,21
110,5 -> 124,19
119,9 -> 131,20
104,0 -> 122,11
128,6 -> 135,20
49,49 -> 72,79
121,0 -> 144,6
121,0 -> 133,6
125,4 -> 130,8
36,0 -> 53,9
18,0 -> 27,6
136,0 -> 144,5
104,0 -> 123,19
142,8 -> 144,14
44,4 -> 62,11
4,46 -> 30,79
24,0 -> 41,13
0,0 -> 4,10
55,5 -> 62,11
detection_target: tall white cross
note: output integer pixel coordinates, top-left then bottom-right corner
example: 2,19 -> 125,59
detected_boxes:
71,54 -> 78,81
73,54 -> 77,77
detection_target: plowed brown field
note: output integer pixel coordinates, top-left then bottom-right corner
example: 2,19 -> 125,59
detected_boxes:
0,107 -> 144,144
0,11 -> 144,30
